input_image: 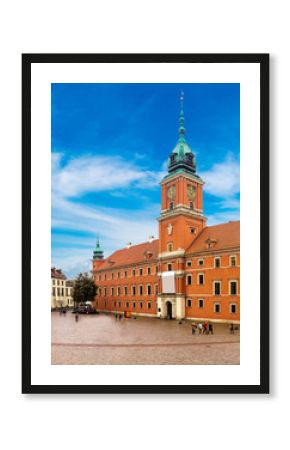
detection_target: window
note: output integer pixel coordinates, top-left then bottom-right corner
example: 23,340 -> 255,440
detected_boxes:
132,269 -> 136,276
167,263 -> 172,271
214,303 -> 221,313
198,298 -> 204,308
124,271 -> 127,278
104,273 -> 107,280
230,281 -> 237,295
126,302 -> 129,308
155,284 -> 158,295
214,282 -> 221,295
187,275 -> 192,286
169,201 -> 174,210
186,260 -> 192,267
148,302 -> 151,309
189,201 -> 193,210
167,243 -> 173,252
111,287 -> 114,296
230,303 -> 237,314
52,287 -> 55,295
111,272 -> 114,279
190,227 -> 196,234
139,301 -> 143,309
147,266 -> 151,275
198,258 -> 204,266
155,265 -> 158,274
198,273 -> 204,285
133,302 -> 136,308
104,287 -> 107,297
139,268 -> 143,276
104,301 -> 107,307
117,286 -> 121,296
117,272 -> 120,279
132,285 -> 136,296
118,301 -> 121,307
124,286 -> 128,295
187,299 -> 192,307
214,257 -> 221,268
98,275 -> 101,281
147,285 -> 151,295
139,285 -> 143,295
230,256 -> 237,267
52,280 -> 55,285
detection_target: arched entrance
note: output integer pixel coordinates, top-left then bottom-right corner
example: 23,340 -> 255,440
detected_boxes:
166,301 -> 172,319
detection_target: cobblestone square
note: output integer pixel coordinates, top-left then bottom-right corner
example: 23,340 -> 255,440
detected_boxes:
51,312 -> 240,365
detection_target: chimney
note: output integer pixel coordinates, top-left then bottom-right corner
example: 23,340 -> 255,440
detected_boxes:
148,235 -> 154,243
127,242 -> 132,248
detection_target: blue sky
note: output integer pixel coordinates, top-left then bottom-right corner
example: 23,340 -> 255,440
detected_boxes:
51,83 -> 240,278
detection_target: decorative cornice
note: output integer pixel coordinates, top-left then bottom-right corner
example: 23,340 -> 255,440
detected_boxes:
158,206 -> 206,221
158,249 -> 185,259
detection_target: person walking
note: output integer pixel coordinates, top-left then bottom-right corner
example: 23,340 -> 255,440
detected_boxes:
75,313 -> 79,323
191,322 -> 196,335
230,323 -> 234,334
208,323 -> 213,334
198,322 -> 202,335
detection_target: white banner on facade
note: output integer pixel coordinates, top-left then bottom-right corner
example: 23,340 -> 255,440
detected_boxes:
161,271 -> 175,293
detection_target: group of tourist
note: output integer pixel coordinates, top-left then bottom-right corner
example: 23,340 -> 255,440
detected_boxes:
191,322 -> 213,335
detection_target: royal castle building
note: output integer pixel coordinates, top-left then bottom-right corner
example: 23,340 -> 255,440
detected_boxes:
92,96 -> 240,323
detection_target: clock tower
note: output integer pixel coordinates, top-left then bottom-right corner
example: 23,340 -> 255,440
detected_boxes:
158,93 -> 206,257
157,93 -> 206,320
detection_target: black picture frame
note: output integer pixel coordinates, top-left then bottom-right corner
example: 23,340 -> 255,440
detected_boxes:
22,53 -> 269,394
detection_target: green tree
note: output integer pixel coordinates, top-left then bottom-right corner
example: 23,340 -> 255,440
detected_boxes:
73,272 -> 97,308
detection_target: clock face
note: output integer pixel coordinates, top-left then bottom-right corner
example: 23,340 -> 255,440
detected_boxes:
167,185 -> 176,200
187,184 -> 196,201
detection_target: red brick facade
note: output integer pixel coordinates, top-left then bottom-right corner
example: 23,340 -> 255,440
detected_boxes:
92,99 -> 240,323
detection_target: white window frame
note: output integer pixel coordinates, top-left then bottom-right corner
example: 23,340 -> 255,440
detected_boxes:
186,274 -> 192,286
214,256 -> 221,268
198,272 -> 204,285
198,298 -> 204,309
187,298 -> 192,307
230,255 -> 237,267
213,281 -> 221,296
229,279 -> 238,295
214,302 -> 221,313
198,258 -> 204,266
230,303 -> 237,314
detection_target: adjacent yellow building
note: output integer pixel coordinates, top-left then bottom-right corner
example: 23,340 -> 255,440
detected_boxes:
51,267 -> 74,309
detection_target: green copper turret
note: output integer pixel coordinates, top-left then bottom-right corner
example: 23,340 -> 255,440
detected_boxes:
167,92 -> 196,174
93,239 -> 104,260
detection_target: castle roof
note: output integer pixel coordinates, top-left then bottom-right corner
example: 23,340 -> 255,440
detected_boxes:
51,267 -> 67,280
186,221 -> 240,254
95,239 -> 159,271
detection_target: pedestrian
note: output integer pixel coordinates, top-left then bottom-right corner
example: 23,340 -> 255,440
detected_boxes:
191,322 -> 196,335
75,313 -> 79,323
198,322 -> 202,335
208,323 -> 213,334
115,313 -> 118,321
202,322 -> 208,335
230,324 -> 234,334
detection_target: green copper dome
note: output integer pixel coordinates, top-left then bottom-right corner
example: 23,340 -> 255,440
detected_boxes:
93,239 -> 104,260
167,93 -> 196,174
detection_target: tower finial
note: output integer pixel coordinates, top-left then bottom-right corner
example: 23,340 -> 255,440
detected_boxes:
179,91 -> 185,141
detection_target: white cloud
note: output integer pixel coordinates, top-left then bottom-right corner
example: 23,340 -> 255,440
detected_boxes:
201,153 -> 240,198
52,153 -> 165,198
